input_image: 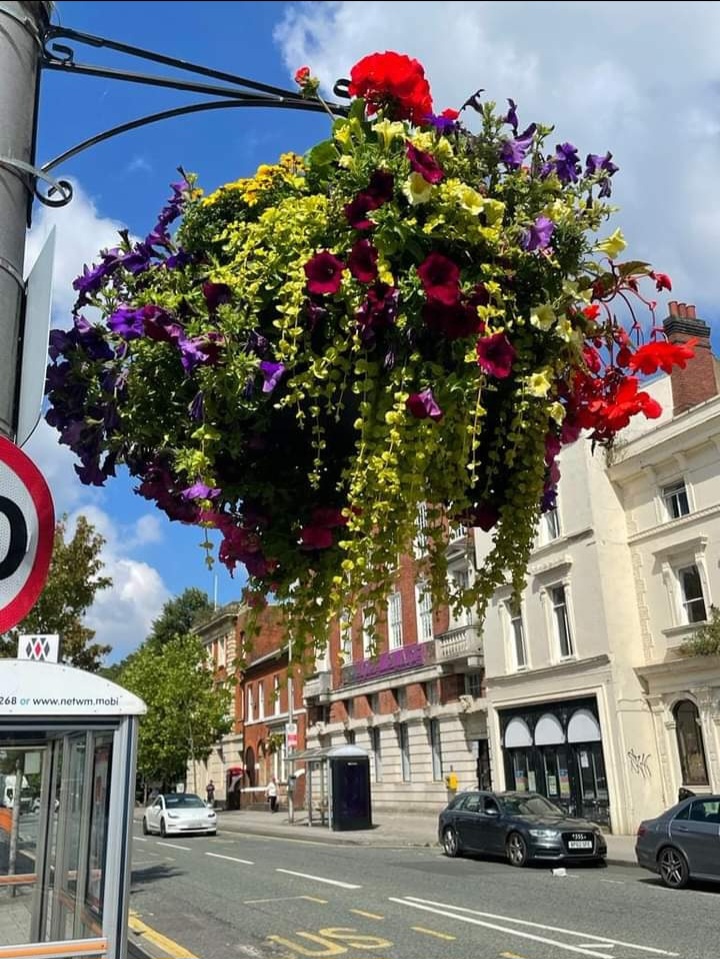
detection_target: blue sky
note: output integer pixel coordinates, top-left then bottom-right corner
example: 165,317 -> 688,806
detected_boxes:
26,2 -> 720,661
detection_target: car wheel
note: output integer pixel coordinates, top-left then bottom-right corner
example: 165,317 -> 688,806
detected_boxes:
142,817 -> 149,836
507,832 -> 528,867
442,826 -> 461,858
658,846 -> 689,889
209,830 -> 217,837
160,818 -> 167,838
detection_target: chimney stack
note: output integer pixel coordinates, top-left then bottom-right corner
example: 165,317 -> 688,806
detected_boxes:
664,302 -> 717,415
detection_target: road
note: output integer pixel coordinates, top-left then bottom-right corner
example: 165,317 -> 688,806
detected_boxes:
128,822 -> 718,959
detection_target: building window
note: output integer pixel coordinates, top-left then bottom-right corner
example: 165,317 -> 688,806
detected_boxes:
550,585 -> 573,658
362,607 -> 376,659
345,728 -> 356,745
216,636 -> 226,668
674,700 -> 709,786
465,673 -> 483,698
663,480 -> 690,520
399,723 -> 411,782
346,698 -> 354,720
273,676 -> 281,716
340,617 -> 353,663
677,565 -> 707,624
544,506 -> 561,541
388,592 -> 403,650
258,681 -> 264,720
508,600 -> 527,669
416,582 -> 434,643
246,686 -> 254,724
370,727 -> 383,782
429,719 -> 443,781
394,686 -> 407,711
415,502 -> 429,555
369,693 -> 379,715
424,681 -> 439,706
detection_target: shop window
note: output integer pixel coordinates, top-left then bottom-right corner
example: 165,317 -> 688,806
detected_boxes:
674,699 -> 709,786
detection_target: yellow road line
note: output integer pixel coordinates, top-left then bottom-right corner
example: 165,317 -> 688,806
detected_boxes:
303,895 -> 329,904
128,912 -> 198,958
500,952 -> 527,958
411,925 -> 456,941
350,908 -> 384,920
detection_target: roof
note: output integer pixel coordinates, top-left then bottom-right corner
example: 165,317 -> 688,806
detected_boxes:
291,744 -> 369,763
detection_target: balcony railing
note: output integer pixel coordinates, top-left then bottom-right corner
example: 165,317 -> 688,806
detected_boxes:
303,671 -> 331,701
448,524 -> 468,544
435,624 -> 483,662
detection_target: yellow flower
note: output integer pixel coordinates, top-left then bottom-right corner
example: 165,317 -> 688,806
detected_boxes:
549,402 -> 565,424
372,119 -> 406,150
338,155 -> 353,169
596,228 -> 626,259
529,304 -> 556,331
403,173 -> 434,205
456,184 -> 485,216
526,371 -> 553,398
483,199 -> 505,225
410,131 -> 435,152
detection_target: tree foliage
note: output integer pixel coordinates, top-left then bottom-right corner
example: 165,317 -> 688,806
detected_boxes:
147,587 -> 213,650
1,515 -> 112,670
120,633 -> 232,787
680,605 -> 720,657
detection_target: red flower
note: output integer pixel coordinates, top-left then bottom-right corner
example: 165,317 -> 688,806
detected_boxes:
441,108 -> 459,120
582,304 -> 601,322
344,194 -> 376,231
348,51 -> 433,124
423,301 -> 484,340
299,525 -> 334,550
650,271 -> 672,292
417,252 -> 460,305
406,142 -> 444,184
294,66 -> 311,86
406,387 -> 443,421
348,239 -> 379,283
627,337 -> 697,375
304,251 -> 345,295
476,332 -> 516,379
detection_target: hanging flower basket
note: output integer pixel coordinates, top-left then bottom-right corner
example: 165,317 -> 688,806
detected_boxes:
46,52 -> 692,657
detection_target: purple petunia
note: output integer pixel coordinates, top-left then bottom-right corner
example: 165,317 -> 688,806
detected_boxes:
182,481 -> 221,501
500,123 -> 537,169
503,98 -> 519,133
107,306 -> 146,339
259,360 -> 286,394
544,142 -> 581,184
521,216 -> 555,252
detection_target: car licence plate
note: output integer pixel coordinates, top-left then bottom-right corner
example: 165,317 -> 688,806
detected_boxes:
568,840 -> 593,849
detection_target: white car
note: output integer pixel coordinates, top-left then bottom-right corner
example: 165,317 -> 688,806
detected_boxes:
142,793 -> 217,837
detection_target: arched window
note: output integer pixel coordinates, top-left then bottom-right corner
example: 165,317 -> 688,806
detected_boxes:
674,700 -> 709,786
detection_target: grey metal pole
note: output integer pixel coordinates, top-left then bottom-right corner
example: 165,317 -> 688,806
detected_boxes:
0,2 -> 51,440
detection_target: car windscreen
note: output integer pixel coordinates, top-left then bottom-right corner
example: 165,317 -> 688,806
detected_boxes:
500,794 -> 565,817
164,794 -> 206,809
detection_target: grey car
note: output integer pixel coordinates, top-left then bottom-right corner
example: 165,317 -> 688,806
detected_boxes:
636,794 -> 720,889
438,790 -> 607,867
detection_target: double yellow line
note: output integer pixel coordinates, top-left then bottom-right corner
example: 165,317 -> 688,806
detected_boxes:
128,911 -> 198,959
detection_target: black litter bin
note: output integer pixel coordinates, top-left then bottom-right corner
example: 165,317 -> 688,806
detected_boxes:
328,745 -> 372,831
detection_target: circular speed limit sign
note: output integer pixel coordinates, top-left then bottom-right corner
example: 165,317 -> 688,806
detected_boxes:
0,436 -> 54,632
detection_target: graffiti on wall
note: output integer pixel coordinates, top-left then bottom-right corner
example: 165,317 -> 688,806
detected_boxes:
627,748 -> 652,779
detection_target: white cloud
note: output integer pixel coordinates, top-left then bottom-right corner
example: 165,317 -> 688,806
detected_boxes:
24,179 -> 126,317
126,156 -> 152,175
275,1 -> 720,311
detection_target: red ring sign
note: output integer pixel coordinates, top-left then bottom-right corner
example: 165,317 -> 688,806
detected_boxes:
0,436 -> 55,632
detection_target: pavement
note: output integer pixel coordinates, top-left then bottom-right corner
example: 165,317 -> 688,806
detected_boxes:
132,804 -> 638,865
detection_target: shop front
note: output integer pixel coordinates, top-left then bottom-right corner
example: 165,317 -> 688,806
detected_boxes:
499,697 -> 611,828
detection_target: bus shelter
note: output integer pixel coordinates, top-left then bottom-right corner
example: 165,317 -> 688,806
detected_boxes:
0,659 -> 145,959
293,744 -> 371,831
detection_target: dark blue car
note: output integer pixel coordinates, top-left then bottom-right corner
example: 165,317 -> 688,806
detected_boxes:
438,790 -> 607,867
636,794 -> 720,889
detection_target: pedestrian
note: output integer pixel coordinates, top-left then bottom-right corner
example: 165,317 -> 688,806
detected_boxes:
266,776 -> 278,813
206,780 -> 215,807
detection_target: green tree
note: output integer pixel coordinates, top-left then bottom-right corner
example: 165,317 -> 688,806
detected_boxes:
1,515 -> 112,670
120,633 -> 232,789
147,587 -> 213,649
680,605 -> 720,657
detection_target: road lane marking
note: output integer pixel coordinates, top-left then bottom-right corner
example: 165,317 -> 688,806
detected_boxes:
156,841 -> 191,851
500,952 -> 527,959
132,836 -> 148,842
129,911 -> 198,958
390,899 -> 624,959
350,909 -> 384,920
244,895 -> 328,905
276,868 -> 361,889
206,852 -> 254,865
600,879 -> 624,885
412,926 -> 456,941
398,897 -> 679,957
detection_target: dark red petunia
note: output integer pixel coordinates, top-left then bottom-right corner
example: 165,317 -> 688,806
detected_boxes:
423,301 -> 484,340
366,170 -> 395,205
406,141 -> 444,184
476,331 -> 516,379
348,239 -> 379,283
304,251 -> 346,295
356,283 -> 399,344
344,194 -> 376,231
202,281 -> 232,313
299,525 -> 334,550
417,252 -> 460,305
406,387 -> 443,422
311,507 -> 348,528
348,51 -> 433,124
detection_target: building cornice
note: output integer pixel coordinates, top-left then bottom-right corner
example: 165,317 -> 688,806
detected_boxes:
486,653 -> 611,689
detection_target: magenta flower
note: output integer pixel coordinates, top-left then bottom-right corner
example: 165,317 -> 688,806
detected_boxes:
423,301 -> 484,340
417,253 -> 460,305
259,360 -> 286,394
304,251 -> 345,295
182,481 -> 220,501
365,170 -> 395,205
344,193 -> 376,231
406,142 -> 444,184
348,239 -> 379,283
406,387 -> 443,422
476,332 -> 516,379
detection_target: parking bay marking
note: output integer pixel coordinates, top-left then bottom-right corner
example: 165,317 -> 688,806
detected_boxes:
156,841 -> 192,851
276,868 -> 362,889
412,926 -> 456,941
129,910 -> 198,959
393,897 -> 679,958
206,852 -> 254,865
350,910 -> 384,920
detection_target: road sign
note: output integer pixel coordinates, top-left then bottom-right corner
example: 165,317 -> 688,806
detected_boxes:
0,436 -> 54,632
285,722 -> 298,750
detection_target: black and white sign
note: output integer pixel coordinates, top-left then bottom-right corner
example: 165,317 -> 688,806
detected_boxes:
0,436 -> 54,632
